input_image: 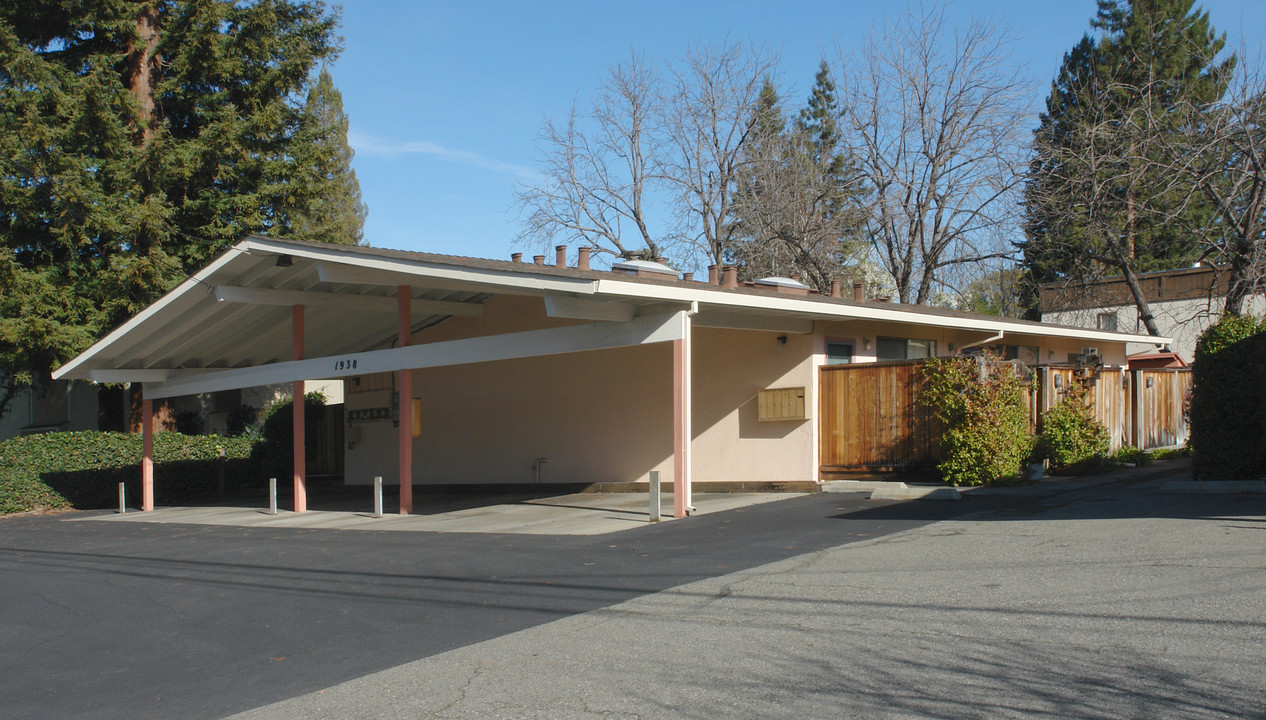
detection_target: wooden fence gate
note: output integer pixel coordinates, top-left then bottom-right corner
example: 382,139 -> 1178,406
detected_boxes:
818,360 -> 941,475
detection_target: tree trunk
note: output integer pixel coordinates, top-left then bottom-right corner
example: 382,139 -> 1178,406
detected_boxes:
1119,263 -> 1163,338
126,5 -> 161,147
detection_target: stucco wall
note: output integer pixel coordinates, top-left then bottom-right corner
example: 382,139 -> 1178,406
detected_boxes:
344,295 -> 819,486
1043,295 -> 1266,362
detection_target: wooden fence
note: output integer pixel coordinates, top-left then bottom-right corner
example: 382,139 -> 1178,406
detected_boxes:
1032,367 -> 1190,452
818,360 -> 942,474
819,361 -> 1190,475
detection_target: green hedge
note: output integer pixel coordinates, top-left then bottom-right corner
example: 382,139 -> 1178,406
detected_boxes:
1190,315 -> 1266,481
0,431 -> 258,514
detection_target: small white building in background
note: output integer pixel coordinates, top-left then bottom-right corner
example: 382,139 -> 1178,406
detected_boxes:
1038,266 -> 1266,363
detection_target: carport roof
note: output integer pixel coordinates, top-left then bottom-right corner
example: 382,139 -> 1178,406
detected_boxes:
54,235 -> 1168,383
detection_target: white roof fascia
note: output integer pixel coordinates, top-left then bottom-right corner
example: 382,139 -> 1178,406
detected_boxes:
52,245 -> 248,381
241,237 -> 597,296
592,278 -> 1169,346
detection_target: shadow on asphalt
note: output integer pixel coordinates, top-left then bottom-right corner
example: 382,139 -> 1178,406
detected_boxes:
1,470 -> 1261,720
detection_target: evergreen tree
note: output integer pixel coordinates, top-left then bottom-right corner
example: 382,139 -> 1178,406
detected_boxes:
0,1 -> 342,417
290,67 -> 367,245
729,65 -> 866,291
1021,0 -> 1235,322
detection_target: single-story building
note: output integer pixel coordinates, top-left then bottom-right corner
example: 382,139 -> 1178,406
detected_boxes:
53,236 -> 1167,517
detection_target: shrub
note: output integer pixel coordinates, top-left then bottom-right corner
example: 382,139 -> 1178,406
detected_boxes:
0,431 -> 257,514
1189,314 -> 1266,480
919,354 -> 1034,486
1111,445 -> 1150,466
1039,381 -> 1110,471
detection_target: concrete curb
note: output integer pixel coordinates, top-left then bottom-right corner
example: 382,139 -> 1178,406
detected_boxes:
870,485 -> 961,501
824,459 -> 1194,502
1160,480 -> 1266,494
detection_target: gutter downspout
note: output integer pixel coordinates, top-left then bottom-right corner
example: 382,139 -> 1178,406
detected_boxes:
957,329 -> 1004,354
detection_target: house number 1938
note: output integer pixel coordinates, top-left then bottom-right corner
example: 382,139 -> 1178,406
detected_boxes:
334,357 -> 359,372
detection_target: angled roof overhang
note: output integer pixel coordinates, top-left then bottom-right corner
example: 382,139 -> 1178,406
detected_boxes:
54,236 -> 1170,395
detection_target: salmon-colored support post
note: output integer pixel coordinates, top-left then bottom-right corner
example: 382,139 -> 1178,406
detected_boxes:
141,390 -> 154,512
397,285 -> 414,515
292,304 -> 307,513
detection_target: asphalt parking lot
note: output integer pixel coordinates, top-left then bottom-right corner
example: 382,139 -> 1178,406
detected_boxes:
0,484 -> 970,720
2,461 -> 1262,720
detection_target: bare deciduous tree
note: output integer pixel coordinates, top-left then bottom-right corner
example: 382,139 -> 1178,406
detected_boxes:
661,40 -> 779,270
514,53 -> 666,263
842,6 -> 1030,304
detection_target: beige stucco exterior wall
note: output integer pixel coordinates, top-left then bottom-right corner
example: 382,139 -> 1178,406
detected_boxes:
344,295 -> 819,486
1043,295 -> 1265,362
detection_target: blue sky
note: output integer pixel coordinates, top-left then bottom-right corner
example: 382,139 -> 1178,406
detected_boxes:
330,1 -> 1266,268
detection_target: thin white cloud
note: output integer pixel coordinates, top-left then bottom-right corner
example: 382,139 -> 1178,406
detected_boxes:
349,130 -> 542,181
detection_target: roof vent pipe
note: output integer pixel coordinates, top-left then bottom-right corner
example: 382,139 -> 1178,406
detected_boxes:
534,255 -> 546,265
830,280 -> 841,298
708,265 -> 719,285
853,281 -> 865,303
722,266 -> 738,289
577,246 -> 591,271
682,271 -> 694,282
555,245 -> 567,268
511,252 -> 523,263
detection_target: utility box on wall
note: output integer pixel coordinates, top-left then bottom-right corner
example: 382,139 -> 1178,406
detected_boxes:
757,386 -> 807,421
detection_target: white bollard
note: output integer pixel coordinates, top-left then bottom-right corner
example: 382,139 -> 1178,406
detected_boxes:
268,477 -> 278,515
648,470 -> 661,522
118,482 -> 126,514
373,476 -> 383,518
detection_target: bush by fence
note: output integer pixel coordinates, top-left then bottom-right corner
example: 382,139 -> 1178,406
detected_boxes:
1038,381 -> 1110,471
919,354 -> 1034,486
1189,315 -> 1266,481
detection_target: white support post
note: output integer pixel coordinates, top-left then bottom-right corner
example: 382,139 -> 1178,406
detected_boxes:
373,476 -> 383,518
648,470 -> 661,523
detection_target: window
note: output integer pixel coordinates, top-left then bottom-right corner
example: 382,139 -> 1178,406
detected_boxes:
1097,312 -> 1118,332
825,339 -> 854,365
877,337 -> 937,361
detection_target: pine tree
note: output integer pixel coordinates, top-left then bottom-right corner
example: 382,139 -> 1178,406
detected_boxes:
1021,0 -> 1235,323
0,1 -> 342,416
289,67 -> 367,245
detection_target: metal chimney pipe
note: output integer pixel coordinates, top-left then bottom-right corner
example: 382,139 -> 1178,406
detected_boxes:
533,255 -> 546,265
853,281 -> 865,303
577,246 -> 591,271
707,265 -> 719,285
830,280 -> 841,298
722,266 -> 738,289
555,245 -> 567,267
511,252 -> 523,263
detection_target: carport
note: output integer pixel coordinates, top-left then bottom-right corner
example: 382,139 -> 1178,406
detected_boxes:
52,237 -> 721,517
